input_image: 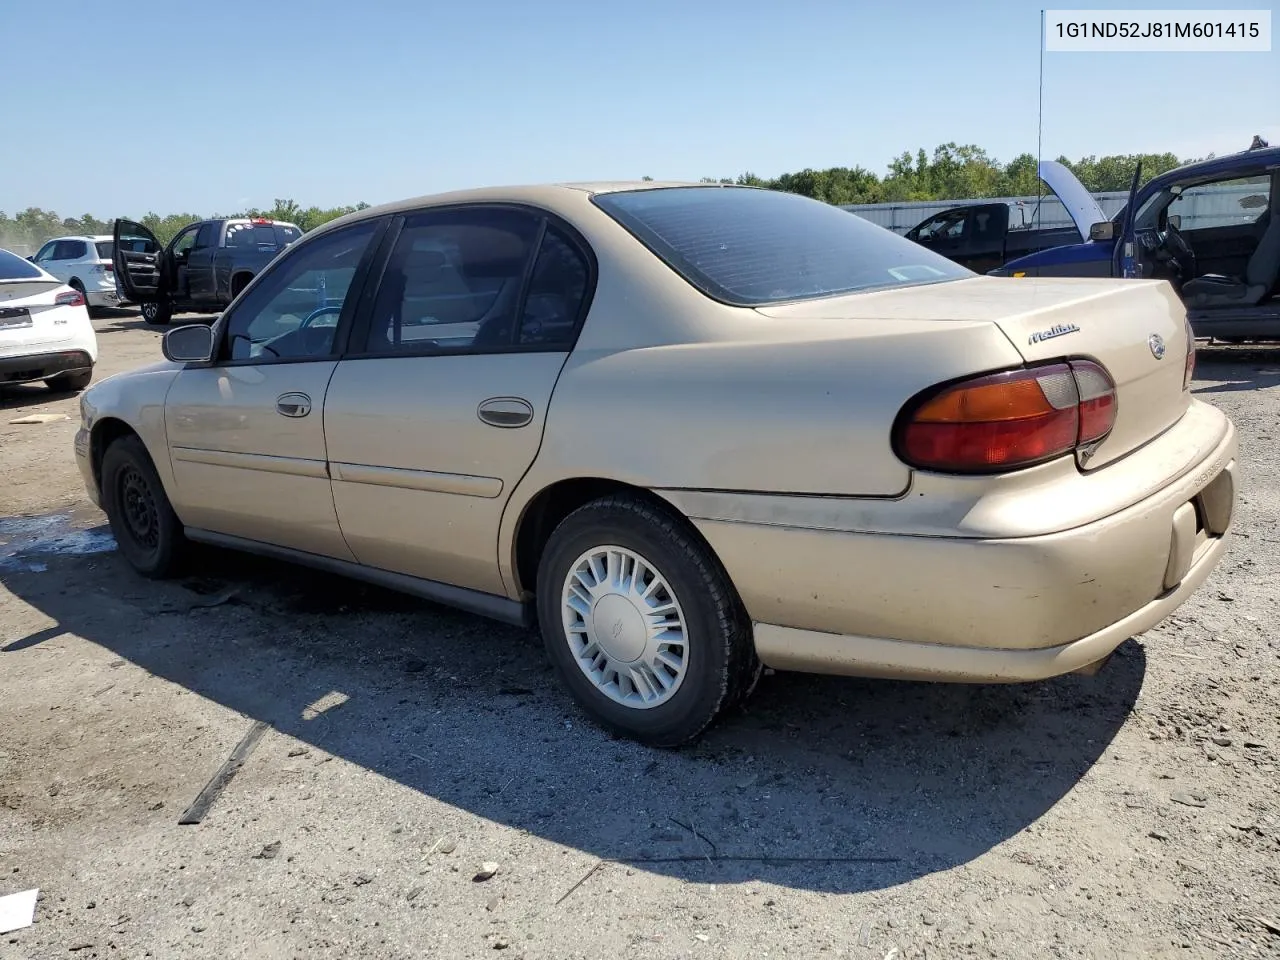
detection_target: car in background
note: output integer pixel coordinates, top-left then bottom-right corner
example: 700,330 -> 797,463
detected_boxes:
0,247 -> 98,392
113,217 -> 302,325
29,235 -> 124,315
992,141 -> 1280,341
902,163 -> 1112,273
77,182 -> 1234,746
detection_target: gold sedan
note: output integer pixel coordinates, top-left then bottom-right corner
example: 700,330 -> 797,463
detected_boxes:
78,182 -> 1237,745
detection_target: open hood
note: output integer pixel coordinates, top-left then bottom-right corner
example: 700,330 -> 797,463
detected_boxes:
1039,160 -> 1109,242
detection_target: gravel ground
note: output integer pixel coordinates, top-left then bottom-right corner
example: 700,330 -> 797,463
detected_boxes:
1,316 -> 1278,959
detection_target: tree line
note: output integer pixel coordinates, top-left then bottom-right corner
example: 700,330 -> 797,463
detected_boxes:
2,143 -> 1194,252
685,144 -> 1188,205
0,199 -> 371,253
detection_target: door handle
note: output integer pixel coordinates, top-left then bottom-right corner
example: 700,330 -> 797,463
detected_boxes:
276,392 -> 312,418
477,397 -> 533,428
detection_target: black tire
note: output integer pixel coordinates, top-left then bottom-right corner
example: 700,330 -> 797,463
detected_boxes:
45,369 -> 93,392
140,299 -> 172,326
101,434 -> 187,578
536,494 -> 759,747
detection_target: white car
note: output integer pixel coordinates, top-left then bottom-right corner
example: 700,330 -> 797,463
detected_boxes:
0,247 -> 98,392
29,235 -> 125,314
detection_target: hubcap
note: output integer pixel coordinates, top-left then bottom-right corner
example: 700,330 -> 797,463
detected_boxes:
119,466 -> 159,550
142,302 -> 157,321
560,545 -> 688,709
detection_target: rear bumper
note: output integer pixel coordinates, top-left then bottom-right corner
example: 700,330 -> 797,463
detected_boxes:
0,349 -> 93,385
689,405 -> 1236,683
86,288 -> 125,308
753,527 -> 1227,682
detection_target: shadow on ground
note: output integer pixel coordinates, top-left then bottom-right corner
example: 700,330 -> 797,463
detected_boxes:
0,522 -> 1144,894
1192,343 -> 1280,395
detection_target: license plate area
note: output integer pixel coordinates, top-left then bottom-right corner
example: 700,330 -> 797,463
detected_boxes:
0,307 -> 32,329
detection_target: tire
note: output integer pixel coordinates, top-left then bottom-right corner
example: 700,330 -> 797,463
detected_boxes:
45,369 -> 93,392
101,434 -> 187,578
536,494 -> 760,747
140,299 -> 173,326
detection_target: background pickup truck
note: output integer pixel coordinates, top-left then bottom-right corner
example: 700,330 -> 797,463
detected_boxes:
112,216 -> 301,325
902,162 -> 1116,273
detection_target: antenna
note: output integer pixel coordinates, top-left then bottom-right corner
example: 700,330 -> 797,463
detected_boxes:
1037,9 -> 1045,231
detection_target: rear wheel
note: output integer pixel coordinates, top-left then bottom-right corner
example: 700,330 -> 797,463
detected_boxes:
101,434 -> 187,578
45,369 -> 93,392
536,494 -> 759,747
140,299 -> 172,326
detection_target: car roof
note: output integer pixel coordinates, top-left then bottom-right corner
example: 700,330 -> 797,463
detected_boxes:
336,180 -> 718,222
44,235 -> 112,243
1151,145 -> 1280,187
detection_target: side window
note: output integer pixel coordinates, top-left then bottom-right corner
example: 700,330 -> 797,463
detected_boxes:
222,220 -> 379,363
365,208 -> 540,354
193,223 -> 219,250
517,227 -> 590,347
33,242 -> 56,262
1169,175 -> 1272,230
171,225 -> 201,258
63,240 -> 88,260
915,210 -> 968,241
50,240 -> 76,260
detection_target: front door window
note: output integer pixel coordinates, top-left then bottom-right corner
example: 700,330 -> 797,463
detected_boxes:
220,221 -> 380,362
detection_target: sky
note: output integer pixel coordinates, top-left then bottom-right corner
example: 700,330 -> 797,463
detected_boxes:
3,0 -> 1276,217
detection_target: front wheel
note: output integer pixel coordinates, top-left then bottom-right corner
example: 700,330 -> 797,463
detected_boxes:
140,299 -> 173,326
101,434 -> 187,578
536,495 -> 759,747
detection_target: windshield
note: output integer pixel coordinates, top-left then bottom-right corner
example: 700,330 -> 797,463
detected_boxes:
0,248 -> 45,281
593,186 -> 973,307
94,241 -> 113,260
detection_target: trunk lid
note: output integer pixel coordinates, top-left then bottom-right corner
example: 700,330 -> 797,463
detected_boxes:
0,280 -> 78,348
756,275 -> 1192,470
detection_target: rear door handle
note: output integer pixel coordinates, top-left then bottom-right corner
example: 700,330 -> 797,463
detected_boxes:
477,397 -> 534,428
276,392 -> 311,418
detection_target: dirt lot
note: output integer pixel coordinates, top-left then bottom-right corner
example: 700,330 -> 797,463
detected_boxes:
1,313 -> 1278,959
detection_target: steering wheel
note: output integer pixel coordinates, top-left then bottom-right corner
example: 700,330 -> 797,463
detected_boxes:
299,305 -> 343,329
1159,220 -> 1197,281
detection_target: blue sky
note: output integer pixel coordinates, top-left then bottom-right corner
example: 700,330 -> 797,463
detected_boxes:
4,0 -> 1275,216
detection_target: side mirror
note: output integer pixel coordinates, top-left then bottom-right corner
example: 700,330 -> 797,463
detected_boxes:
1168,214 -> 1182,230
1089,221 -> 1116,242
162,324 -> 215,363
26,256 -> 35,262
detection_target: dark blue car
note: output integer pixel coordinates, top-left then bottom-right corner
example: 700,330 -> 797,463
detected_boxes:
992,141 -> 1280,341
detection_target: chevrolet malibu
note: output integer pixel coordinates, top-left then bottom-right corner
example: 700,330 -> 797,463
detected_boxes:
74,183 -> 1237,745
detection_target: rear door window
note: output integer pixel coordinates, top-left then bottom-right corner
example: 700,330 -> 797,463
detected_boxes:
363,207 -> 541,354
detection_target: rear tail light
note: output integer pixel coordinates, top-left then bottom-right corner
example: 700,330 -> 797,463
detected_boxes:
99,263 -> 114,274
55,290 -> 86,307
896,360 -> 1118,474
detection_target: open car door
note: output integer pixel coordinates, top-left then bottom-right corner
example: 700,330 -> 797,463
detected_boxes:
1113,161 -> 1143,279
112,219 -> 167,303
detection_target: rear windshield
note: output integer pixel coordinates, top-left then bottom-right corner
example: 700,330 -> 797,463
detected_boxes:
593,186 -> 973,306
0,248 -> 45,281
95,241 -> 113,260
225,222 -> 302,250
